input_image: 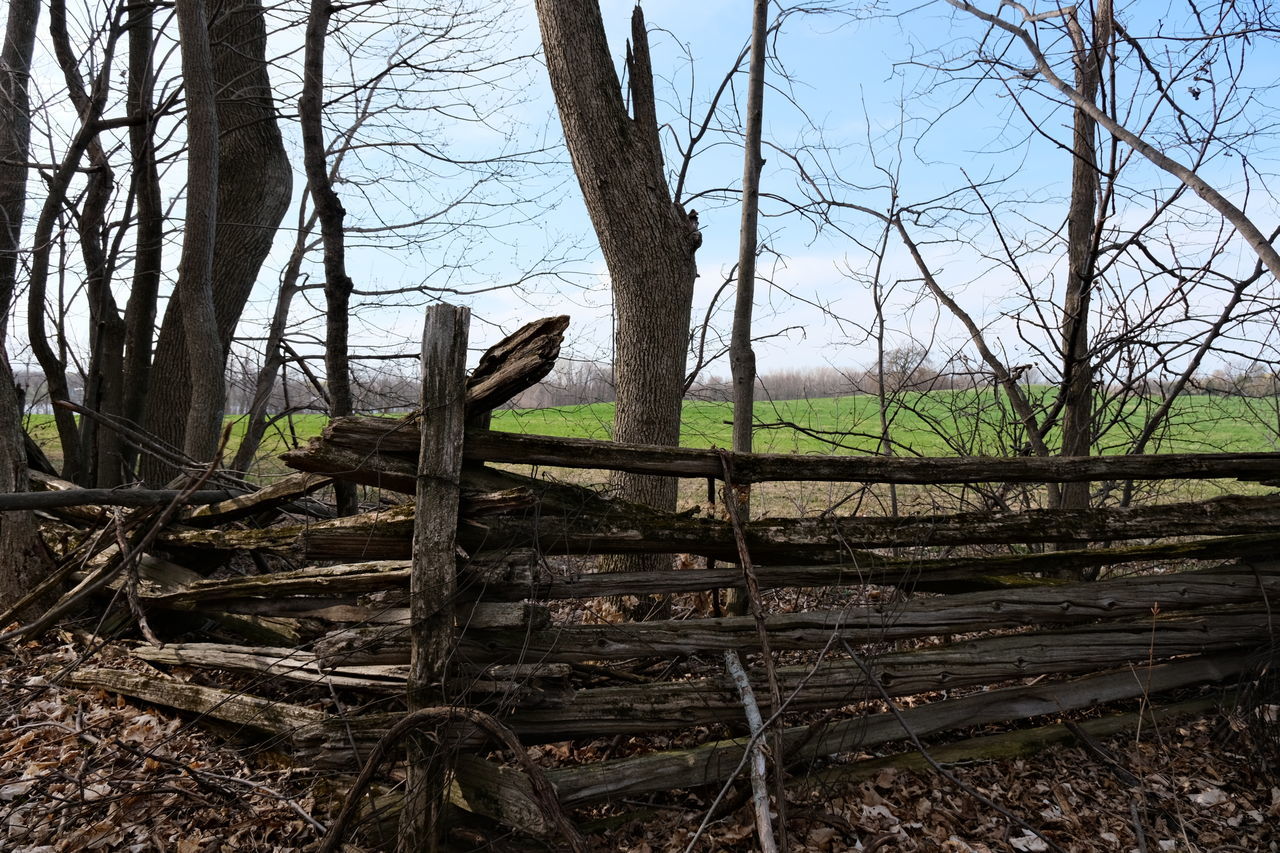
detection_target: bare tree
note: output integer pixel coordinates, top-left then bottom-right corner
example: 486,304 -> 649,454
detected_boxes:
170,0 -> 224,466
300,0 -> 357,514
534,1 -> 702,548
143,0 -> 292,481
0,0 -> 54,614
1059,0 -> 1112,513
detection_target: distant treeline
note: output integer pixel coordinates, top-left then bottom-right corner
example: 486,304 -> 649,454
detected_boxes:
507,358 -> 1280,409
13,358 -> 1280,417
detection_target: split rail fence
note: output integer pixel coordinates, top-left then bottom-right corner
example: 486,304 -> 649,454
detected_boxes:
36,305 -> 1279,847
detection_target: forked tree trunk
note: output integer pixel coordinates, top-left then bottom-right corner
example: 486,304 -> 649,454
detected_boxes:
534,1 -> 701,573
143,0 -> 291,482
46,0 -> 126,486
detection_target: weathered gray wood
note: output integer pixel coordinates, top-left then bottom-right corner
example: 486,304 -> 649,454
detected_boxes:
157,503 -> 416,558
179,471 -> 333,525
459,601 -> 550,631
791,696 -> 1218,793
462,429 -> 1280,484
464,493 -> 1280,558
2,483 -> 238,510
406,303 -> 470,851
498,611 -> 1264,740
465,315 -> 569,416
27,470 -> 110,523
278,442 -> 417,493
66,667 -> 394,770
132,643 -> 410,692
296,419 -> 1280,486
144,544 -> 1279,619
545,652 -> 1242,804
126,610 -> 1265,741
291,568 -> 1276,665
478,539 -> 1280,600
410,304 -> 469,696
278,316 -> 567,490
89,553 -> 306,646
460,570 -> 1280,662
353,653 -> 1239,813
160,490 -> 1280,561
66,667 -> 326,733
148,560 -> 413,608
451,754 -> 554,838
142,553 -> 533,620
312,602 -> 549,666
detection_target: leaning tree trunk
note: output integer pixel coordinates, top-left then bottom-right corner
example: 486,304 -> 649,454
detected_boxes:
301,0 -> 357,516
0,0 -> 39,325
142,0 -> 291,482
0,0 -> 55,616
534,1 -> 701,575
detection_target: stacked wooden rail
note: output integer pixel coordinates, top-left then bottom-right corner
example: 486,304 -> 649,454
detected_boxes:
22,309 -> 1277,845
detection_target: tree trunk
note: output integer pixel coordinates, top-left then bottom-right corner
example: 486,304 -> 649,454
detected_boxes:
0,0 -> 56,616
534,1 -> 701,573
172,0 -> 224,465
725,0 -> 769,617
143,0 -> 292,481
19,1 -> 123,482
121,0 -> 165,478
1059,2 -> 1111,516
46,0 -> 126,487
0,0 -> 39,327
300,0 -> 357,516
229,209 -> 311,475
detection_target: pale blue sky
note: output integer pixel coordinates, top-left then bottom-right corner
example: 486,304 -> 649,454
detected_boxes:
11,0 -> 1279,388
393,0 -> 1279,380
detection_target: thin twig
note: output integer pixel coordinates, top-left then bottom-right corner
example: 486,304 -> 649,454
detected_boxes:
723,649 -> 778,853
719,451 -> 789,850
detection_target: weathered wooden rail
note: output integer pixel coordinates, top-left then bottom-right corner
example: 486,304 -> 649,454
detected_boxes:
43,307 -> 1277,848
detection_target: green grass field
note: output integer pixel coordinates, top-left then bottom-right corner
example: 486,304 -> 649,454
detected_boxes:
23,390 -> 1280,469
489,390 -> 1280,457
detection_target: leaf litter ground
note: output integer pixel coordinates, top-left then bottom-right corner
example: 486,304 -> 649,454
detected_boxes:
2,630 -> 1276,852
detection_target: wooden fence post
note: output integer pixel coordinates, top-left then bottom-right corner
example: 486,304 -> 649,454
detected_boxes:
401,303 -> 469,852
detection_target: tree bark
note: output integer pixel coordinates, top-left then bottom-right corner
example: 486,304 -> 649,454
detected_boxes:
121,0 -> 165,478
1059,2 -> 1111,517
534,1 -> 701,572
300,0 -> 356,515
20,3 -> 123,482
0,0 -> 39,328
46,0 -> 126,486
0,0 -> 55,616
172,0 -> 224,466
144,0 -> 292,480
725,0 -> 770,618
